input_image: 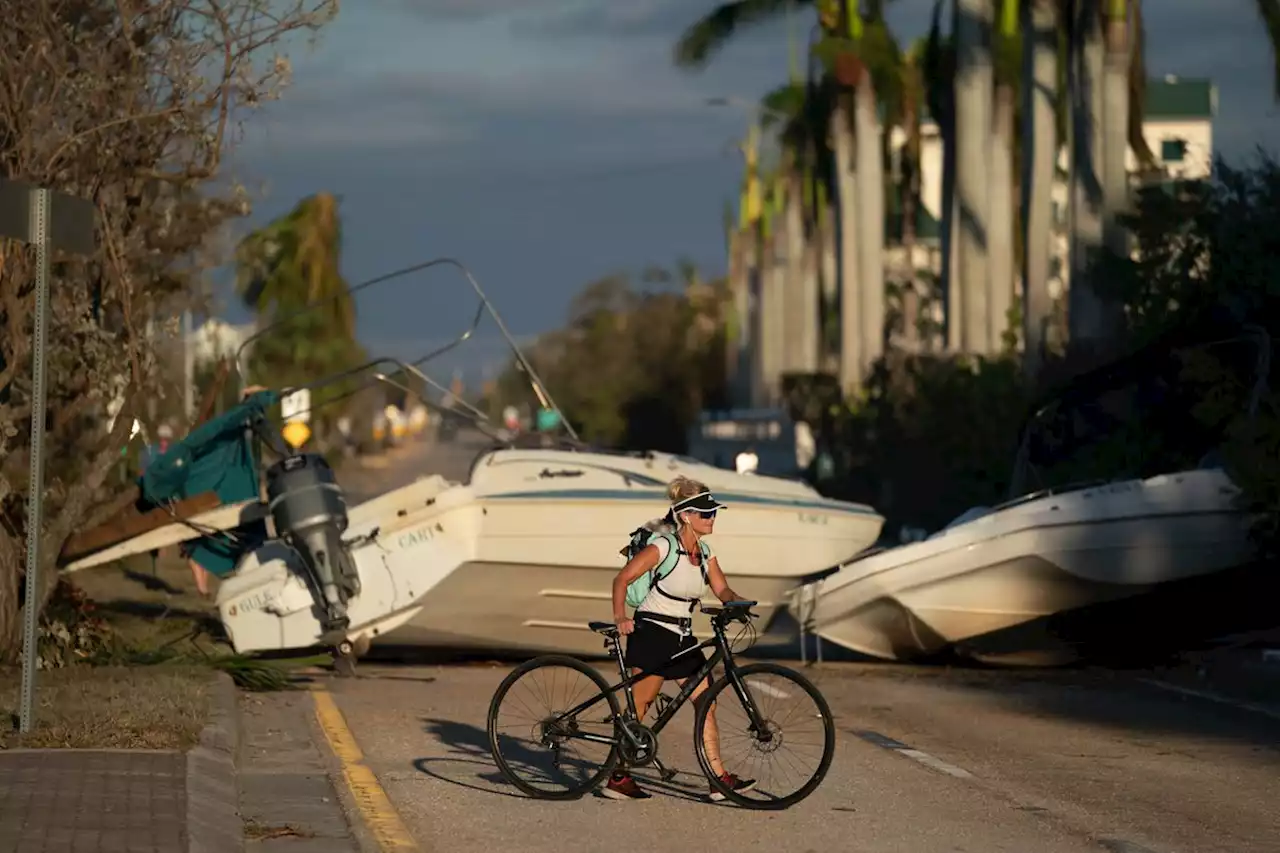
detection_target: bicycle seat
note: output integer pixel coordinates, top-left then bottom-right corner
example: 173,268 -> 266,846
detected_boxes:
588,621 -> 619,636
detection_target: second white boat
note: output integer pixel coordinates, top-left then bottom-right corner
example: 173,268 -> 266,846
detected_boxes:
808,466 -> 1253,663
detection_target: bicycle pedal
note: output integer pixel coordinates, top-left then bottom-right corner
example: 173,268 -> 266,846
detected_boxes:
652,758 -> 677,782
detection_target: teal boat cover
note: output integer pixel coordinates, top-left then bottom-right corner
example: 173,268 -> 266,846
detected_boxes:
139,389 -> 279,576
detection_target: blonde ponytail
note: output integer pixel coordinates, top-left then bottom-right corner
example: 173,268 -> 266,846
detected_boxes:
666,475 -> 708,504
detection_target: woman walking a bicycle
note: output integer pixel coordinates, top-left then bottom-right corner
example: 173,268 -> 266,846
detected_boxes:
603,475 -> 757,802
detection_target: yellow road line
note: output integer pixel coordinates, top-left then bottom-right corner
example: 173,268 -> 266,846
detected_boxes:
313,690 -> 420,851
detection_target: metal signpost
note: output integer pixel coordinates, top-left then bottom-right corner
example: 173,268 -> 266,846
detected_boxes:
0,178 -> 96,734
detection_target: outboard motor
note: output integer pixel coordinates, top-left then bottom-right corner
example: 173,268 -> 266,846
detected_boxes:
265,453 -> 362,631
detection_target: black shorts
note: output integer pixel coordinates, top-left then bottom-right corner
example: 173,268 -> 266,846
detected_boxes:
624,615 -> 709,681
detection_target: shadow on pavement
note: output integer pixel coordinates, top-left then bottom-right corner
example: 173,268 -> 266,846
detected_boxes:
839,661 -> 1280,757
119,567 -> 186,596
414,717 -> 708,804
95,598 -> 223,634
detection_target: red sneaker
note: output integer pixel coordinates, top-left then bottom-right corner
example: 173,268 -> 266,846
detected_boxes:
602,772 -> 652,801
709,772 -> 757,802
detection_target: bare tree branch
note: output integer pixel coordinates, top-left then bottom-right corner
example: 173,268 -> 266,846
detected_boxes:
0,0 -> 340,660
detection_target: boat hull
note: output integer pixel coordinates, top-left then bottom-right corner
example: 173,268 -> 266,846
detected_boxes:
811,470 -> 1256,664
200,445 -> 886,659
381,560 -> 801,656
361,486 -> 883,657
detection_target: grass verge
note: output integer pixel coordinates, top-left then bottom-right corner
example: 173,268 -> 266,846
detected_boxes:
0,552 -> 330,750
0,663 -> 211,750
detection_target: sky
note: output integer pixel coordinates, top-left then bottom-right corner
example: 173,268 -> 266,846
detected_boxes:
221,0 -> 1280,383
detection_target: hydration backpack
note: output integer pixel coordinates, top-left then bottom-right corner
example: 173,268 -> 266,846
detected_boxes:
620,526 -> 711,609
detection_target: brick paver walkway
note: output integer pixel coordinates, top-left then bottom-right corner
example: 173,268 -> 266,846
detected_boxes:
0,750 -> 186,852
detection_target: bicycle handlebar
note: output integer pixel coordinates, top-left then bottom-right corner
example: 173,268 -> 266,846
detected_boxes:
701,600 -> 759,625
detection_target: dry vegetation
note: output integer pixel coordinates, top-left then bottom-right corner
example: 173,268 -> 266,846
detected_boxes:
0,663 -> 211,749
0,0 -> 338,663
0,552 -> 220,748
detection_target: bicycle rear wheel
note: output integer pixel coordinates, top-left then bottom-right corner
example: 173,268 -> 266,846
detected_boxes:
487,654 -> 621,799
693,662 -> 835,810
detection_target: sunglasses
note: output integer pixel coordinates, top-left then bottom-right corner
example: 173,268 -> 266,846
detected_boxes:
686,509 -> 717,520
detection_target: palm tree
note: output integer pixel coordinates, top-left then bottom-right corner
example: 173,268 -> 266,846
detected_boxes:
923,5 -> 960,348
1064,0 -> 1105,349
847,7 -> 890,381
724,195 -> 750,405
1257,1 -> 1280,95
731,124 -> 785,406
812,2 -> 899,382
987,0 -> 1019,353
760,79 -> 823,375
757,175 -> 789,404
236,192 -> 362,390
889,38 -> 928,350
1097,0 -> 1135,346
676,0 -> 899,392
954,0 -> 994,354
1021,0 -> 1060,377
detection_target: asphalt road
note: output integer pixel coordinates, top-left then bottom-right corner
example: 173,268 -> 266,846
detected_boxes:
340,429 -> 492,502
321,432 -> 1280,852
316,661 -> 1279,853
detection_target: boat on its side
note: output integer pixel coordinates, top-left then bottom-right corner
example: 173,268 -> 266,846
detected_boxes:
809,467 -> 1252,663
366,445 -> 883,655
806,322 -> 1271,665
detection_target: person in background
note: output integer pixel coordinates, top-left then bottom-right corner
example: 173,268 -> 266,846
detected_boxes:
140,422 -> 174,475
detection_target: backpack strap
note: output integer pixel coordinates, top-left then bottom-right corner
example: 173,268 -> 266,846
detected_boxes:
697,539 -> 712,586
652,535 -> 712,611
646,532 -> 682,591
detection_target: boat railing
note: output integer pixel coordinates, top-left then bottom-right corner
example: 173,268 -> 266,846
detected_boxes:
231,256 -> 578,442
790,564 -> 842,666
263,354 -> 504,444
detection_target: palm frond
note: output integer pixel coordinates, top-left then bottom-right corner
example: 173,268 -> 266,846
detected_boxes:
673,0 -> 816,69
1256,0 -> 1280,98
761,80 -> 809,124
923,0 -> 955,132
1127,0 -> 1156,169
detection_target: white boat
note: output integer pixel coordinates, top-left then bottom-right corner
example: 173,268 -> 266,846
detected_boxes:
63,258 -> 884,662
332,444 -> 882,656
805,324 -> 1271,665
808,466 -> 1254,663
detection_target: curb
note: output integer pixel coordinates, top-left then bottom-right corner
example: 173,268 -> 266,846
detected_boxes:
185,671 -> 243,853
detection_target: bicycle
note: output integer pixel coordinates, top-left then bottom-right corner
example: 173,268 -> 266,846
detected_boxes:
486,600 -> 836,810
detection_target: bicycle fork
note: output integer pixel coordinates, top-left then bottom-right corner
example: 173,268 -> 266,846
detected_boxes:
721,647 -> 773,743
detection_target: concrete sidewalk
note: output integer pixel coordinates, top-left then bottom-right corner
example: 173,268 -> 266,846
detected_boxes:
0,673 -> 242,853
0,673 -> 365,853
0,750 -> 188,852
238,690 -> 364,852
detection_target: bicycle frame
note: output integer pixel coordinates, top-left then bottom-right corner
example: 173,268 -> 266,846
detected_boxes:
551,617 -> 769,753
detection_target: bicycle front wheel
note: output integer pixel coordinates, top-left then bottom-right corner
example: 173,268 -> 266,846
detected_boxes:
487,655 -> 621,799
693,662 -> 836,810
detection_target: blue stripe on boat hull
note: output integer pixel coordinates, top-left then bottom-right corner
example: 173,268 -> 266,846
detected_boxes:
485,488 -> 881,517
